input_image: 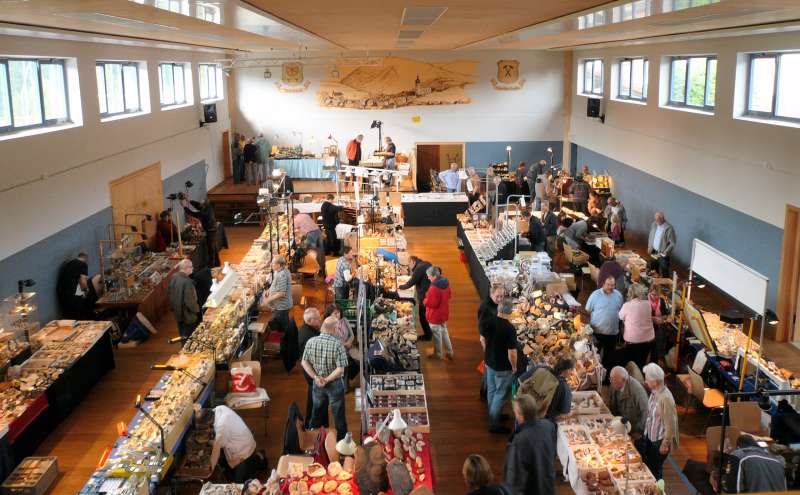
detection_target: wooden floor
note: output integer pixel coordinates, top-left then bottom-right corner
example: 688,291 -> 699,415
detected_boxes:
32,225 -> 800,494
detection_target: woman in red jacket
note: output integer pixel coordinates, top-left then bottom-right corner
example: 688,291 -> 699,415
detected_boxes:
423,265 -> 454,360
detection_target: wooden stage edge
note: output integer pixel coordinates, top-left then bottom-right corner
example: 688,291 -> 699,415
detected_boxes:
208,178 -> 416,197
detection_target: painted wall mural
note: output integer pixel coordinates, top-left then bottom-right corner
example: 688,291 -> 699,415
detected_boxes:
316,56 -> 478,109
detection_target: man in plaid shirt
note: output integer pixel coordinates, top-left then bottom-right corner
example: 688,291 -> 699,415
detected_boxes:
301,316 -> 349,440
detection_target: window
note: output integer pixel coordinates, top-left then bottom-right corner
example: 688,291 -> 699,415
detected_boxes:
0,58 -> 70,133
196,2 -> 221,23
667,55 -> 717,110
198,63 -> 222,101
96,61 -> 142,117
581,59 -> 604,96
662,0 -> 720,13
158,62 -> 191,107
746,52 -> 800,122
154,0 -> 189,15
617,57 -> 649,101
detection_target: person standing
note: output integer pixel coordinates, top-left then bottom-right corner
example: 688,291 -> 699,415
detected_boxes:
298,308 -> 325,427
264,256 -> 293,333
517,357 -> 575,422
640,363 -> 679,481
608,366 -> 649,439
514,162 -> 527,197
181,195 -> 220,267
478,285 -> 505,331
320,194 -> 343,255
648,211 -> 676,278
603,197 -> 627,241
585,276 -> 624,374
333,246 -> 358,301
206,405 -> 261,483
398,256 -> 433,341
569,174 -> 591,214
439,162 -> 462,192
154,210 -> 179,252
466,167 -> 482,204
481,298 -> 518,434
383,136 -> 397,170
243,137 -> 260,185
168,259 -> 200,339
503,394 -> 556,495
540,201 -> 558,256
526,214 -> 546,252
533,160 -> 549,211
231,133 -> 245,184
56,252 -> 91,319
302,316 -> 349,440
462,454 -> 507,495
525,160 -> 543,205
346,134 -> 363,166
293,209 -> 324,274
619,284 -> 656,370
423,266 -> 454,360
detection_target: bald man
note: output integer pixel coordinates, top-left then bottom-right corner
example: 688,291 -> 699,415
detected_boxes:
608,366 -> 649,438
648,212 -> 676,277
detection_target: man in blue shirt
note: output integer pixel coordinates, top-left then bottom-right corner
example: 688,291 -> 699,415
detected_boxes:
585,275 -> 624,377
438,163 -> 461,192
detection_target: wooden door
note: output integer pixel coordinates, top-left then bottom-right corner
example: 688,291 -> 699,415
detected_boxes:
777,204 -> 800,341
416,144 -> 440,192
222,130 -> 232,180
109,163 -> 163,243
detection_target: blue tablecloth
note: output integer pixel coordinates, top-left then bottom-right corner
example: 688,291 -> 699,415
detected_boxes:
271,158 -> 330,179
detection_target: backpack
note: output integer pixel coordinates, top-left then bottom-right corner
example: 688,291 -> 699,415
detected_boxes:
518,367 -> 559,418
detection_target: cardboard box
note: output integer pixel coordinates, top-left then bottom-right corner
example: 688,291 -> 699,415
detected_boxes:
2,457 -> 58,495
728,401 -> 769,436
706,426 -> 740,467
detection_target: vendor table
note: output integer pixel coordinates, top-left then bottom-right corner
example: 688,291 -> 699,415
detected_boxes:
2,324 -> 114,473
456,222 -> 515,299
401,193 -> 469,227
271,158 -> 331,179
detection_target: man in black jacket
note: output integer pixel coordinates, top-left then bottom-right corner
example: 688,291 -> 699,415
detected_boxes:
503,394 -> 556,495
297,307 -> 326,427
320,194 -> 343,255
540,201 -> 558,256
526,214 -> 545,252
398,256 -> 432,340
478,285 -> 505,400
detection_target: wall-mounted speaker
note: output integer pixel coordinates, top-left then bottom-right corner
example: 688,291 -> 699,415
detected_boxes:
203,103 -> 217,123
587,98 -> 600,118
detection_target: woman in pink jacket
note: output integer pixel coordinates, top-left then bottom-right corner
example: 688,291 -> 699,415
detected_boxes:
423,266 -> 454,360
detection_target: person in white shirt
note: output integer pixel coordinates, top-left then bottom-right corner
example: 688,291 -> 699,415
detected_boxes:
206,405 -> 261,482
438,162 -> 462,192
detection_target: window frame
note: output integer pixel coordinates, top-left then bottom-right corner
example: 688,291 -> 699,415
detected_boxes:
666,55 -> 717,111
616,57 -> 649,102
158,62 -> 190,107
198,63 -> 222,102
745,51 -> 800,124
96,61 -> 142,118
581,58 -> 604,97
0,57 -> 70,135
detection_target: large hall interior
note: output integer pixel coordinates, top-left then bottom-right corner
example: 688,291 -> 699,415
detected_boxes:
1,1 -> 800,494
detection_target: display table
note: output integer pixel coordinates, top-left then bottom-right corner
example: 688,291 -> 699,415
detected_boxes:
456,222 -> 515,299
271,158 -> 330,179
401,193 -> 468,226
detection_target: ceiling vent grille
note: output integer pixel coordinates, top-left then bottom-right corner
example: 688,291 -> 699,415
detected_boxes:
398,30 -> 423,39
400,6 -> 447,26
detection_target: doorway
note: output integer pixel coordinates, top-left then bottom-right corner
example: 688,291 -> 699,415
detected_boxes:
415,142 -> 465,192
109,163 -> 163,243
777,204 -> 800,342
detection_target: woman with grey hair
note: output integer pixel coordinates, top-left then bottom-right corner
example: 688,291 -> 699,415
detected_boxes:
640,363 -> 678,481
618,284 -> 655,370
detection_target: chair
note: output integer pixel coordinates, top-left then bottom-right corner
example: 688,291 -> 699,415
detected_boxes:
688,368 -> 725,429
248,322 -> 266,362
225,360 -> 270,436
675,372 -> 694,417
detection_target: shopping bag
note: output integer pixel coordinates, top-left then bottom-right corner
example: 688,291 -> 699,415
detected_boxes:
231,365 -> 257,393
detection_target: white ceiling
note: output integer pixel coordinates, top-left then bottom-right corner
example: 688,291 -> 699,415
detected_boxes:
0,0 -> 797,53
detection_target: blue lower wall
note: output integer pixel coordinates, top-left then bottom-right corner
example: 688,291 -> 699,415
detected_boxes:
576,146 -> 783,309
465,141 -> 563,172
0,160 -> 209,324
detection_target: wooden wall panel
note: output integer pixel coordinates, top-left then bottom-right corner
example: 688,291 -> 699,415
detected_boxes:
108,163 -> 163,242
777,204 -> 800,341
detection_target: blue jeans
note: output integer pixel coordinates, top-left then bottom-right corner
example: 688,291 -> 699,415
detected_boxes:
311,378 -> 348,440
485,366 -> 513,427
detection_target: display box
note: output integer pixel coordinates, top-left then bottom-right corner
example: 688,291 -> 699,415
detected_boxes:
2,457 -> 58,495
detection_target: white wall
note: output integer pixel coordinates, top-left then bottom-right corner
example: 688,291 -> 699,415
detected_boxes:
570,32 -> 800,229
0,34 -> 230,261
234,50 -> 564,156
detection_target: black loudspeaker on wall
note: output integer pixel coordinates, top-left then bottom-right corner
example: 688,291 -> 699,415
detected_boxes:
203,103 -> 217,123
586,98 -> 600,118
